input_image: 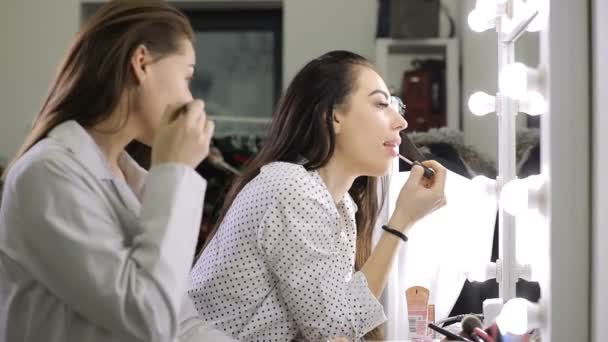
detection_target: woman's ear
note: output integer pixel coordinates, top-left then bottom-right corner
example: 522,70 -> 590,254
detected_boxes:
130,44 -> 152,85
332,109 -> 345,135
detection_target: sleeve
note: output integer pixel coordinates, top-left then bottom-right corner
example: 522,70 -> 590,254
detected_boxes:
256,189 -> 387,341
177,294 -> 237,342
3,154 -> 206,342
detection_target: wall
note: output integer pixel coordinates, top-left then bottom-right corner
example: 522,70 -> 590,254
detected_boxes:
1,0 -> 378,161
282,0 -> 377,87
283,0 -> 461,86
0,0 -> 467,163
0,0 -> 533,167
0,0 -> 80,163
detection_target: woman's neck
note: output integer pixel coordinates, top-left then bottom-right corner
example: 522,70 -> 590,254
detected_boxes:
87,116 -> 136,180
317,156 -> 357,204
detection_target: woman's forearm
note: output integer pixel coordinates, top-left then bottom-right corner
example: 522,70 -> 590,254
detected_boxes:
360,215 -> 413,298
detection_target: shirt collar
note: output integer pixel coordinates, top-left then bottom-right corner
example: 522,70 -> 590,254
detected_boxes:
309,168 -> 358,214
47,120 -> 146,188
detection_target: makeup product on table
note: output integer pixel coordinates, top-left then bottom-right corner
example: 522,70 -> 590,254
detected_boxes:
406,286 -> 433,341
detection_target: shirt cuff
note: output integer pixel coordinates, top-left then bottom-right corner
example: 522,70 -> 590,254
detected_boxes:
148,163 -> 207,192
349,272 -> 387,339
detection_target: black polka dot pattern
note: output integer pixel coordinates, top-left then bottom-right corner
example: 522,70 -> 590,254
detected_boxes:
189,162 -> 387,341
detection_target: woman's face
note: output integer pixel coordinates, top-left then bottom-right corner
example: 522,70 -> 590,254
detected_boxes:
333,66 -> 408,177
131,38 -> 196,145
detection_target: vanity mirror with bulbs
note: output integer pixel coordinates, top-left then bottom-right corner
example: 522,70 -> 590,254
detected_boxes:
375,0 -> 592,340
465,0 -> 592,340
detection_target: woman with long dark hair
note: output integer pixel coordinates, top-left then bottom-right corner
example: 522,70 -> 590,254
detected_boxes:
189,50 -> 447,341
0,1 -> 233,341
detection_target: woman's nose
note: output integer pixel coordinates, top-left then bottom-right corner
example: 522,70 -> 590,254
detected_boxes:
393,112 -> 408,131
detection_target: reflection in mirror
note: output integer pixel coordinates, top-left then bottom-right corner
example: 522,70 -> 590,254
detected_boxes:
375,0 -> 546,340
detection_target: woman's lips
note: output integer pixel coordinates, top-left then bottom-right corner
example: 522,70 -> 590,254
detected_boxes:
383,142 -> 399,157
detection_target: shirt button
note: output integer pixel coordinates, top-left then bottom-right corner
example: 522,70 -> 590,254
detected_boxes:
340,231 -> 347,239
344,272 -> 352,282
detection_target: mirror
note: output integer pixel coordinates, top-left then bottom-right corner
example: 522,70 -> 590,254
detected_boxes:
379,1 -> 547,340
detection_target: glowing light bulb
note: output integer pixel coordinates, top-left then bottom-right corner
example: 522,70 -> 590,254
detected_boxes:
472,175 -> 497,198
499,63 -> 527,99
500,175 -> 546,216
519,91 -> 547,116
499,63 -> 542,100
500,178 -> 528,215
526,174 -> 546,213
476,0 -> 506,18
468,8 -> 494,32
468,91 -> 496,116
496,298 -> 543,335
465,262 -> 497,282
517,263 -> 533,281
516,212 -> 547,273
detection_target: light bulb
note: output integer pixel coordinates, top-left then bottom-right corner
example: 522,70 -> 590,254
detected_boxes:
465,262 -> 497,282
496,298 -> 543,335
475,0 -> 507,18
499,63 -> 542,100
499,63 -> 526,99
468,8 -> 494,33
516,263 -> 533,281
526,174 -> 546,213
516,212 -> 547,271
516,208 -> 550,286
519,91 -> 547,116
501,175 -> 546,216
468,91 -> 496,116
472,175 -> 497,198
500,178 -> 528,215
483,298 -> 505,328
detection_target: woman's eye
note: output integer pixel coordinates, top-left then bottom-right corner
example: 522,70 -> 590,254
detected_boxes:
377,102 -> 389,109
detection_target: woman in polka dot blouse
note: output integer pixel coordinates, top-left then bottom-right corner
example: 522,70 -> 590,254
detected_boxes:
189,50 -> 447,341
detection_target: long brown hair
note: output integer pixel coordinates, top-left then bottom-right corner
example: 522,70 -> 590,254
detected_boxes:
205,50 -> 387,339
2,0 -> 193,179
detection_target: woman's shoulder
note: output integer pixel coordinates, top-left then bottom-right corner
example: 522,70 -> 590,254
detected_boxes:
260,161 -> 308,179
5,139 -> 81,186
243,162 -> 320,202
1,139 -> 91,210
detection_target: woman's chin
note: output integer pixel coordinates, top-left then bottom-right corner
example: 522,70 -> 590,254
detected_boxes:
138,123 -> 161,146
362,161 -> 392,178
133,132 -> 154,147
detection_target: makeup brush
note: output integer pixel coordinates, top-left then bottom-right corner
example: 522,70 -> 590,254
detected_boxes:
398,154 -> 435,179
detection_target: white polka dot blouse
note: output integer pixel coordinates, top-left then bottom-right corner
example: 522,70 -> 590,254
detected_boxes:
189,162 -> 386,341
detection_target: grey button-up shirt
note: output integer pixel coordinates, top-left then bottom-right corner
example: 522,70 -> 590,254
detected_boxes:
0,121 -> 234,342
